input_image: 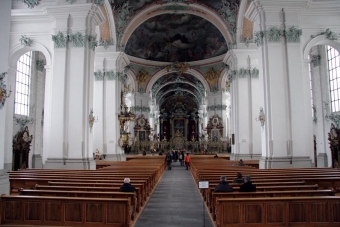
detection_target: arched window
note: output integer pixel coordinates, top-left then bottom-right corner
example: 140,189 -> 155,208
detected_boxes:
327,46 -> 340,113
15,51 -> 32,116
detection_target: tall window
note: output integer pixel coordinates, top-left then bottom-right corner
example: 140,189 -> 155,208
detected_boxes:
328,46 -> 340,113
15,52 -> 32,116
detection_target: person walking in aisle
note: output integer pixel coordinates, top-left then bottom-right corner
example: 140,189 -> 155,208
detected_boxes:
179,151 -> 184,166
165,151 -> 172,170
184,153 -> 191,170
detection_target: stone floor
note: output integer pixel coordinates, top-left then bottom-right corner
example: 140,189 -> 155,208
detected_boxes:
134,161 -> 214,227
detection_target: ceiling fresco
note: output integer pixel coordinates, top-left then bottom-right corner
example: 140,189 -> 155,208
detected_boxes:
125,13 -> 228,62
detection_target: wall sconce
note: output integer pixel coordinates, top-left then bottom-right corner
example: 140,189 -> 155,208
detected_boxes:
89,109 -> 98,133
255,107 -> 265,128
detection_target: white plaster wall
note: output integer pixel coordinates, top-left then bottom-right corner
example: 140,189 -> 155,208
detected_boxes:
0,0 -> 11,194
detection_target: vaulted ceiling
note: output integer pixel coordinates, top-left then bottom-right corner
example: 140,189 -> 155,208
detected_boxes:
101,0 -> 246,106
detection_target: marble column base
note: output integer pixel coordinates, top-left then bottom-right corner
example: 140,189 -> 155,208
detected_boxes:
259,156 -> 312,169
44,158 -> 96,170
317,153 -> 328,167
0,169 -> 10,195
230,153 -> 262,161
103,154 -> 126,161
32,154 -> 43,168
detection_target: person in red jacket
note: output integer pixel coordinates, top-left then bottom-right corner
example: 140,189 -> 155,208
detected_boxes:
184,153 -> 191,170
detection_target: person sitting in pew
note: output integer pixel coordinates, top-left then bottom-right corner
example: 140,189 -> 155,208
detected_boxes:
232,172 -> 244,183
239,159 -> 245,166
214,176 -> 233,192
239,175 -> 256,192
120,178 -> 136,192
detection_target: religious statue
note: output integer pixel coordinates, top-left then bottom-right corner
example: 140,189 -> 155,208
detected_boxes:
149,132 -> 154,141
123,121 -> 130,133
94,148 -> 101,160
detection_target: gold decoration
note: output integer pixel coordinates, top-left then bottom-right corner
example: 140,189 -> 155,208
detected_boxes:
136,68 -> 151,85
174,63 -> 190,75
204,68 -> 220,84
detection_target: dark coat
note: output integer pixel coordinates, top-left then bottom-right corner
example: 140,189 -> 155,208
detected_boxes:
214,181 -> 233,192
239,182 -> 256,192
120,183 -> 136,192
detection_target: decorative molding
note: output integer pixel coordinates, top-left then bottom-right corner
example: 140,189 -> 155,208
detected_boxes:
211,86 -> 219,94
88,35 -> 98,51
159,4 -> 191,12
149,113 -> 155,118
285,26 -> 302,43
241,38 -> 252,47
251,68 -> 259,78
238,68 -> 248,78
136,68 -> 151,86
115,2 -> 132,45
0,72 -> 10,110
312,106 -> 317,123
311,55 -> 321,68
19,0 -> 40,8
204,68 -> 220,85
94,70 -> 104,81
228,70 -> 236,82
19,35 -> 32,47
131,106 -> 150,113
36,60 -> 45,72
13,116 -> 34,130
207,104 -> 227,111
326,114 -> 340,128
254,31 -> 264,46
99,38 -> 114,50
52,32 -> 68,49
69,32 -> 86,48
311,28 -> 338,41
106,70 -> 116,80
218,0 -> 239,42
265,27 -> 283,43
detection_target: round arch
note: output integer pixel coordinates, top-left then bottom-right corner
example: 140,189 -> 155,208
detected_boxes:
219,68 -> 229,91
145,68 -> 210,94
9,42 -> 52,69
303,35 -> 340,60
119,3 -> 233,48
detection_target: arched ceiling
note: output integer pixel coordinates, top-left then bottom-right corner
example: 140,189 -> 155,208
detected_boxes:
152,73 -> 205,108
125,13 -> 228,62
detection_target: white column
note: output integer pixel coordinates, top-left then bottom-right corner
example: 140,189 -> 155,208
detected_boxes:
0,0 -> 11,195
248,1 -> 312,168
44,3 -> 105,169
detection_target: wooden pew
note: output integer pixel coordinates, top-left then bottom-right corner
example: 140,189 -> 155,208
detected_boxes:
0,195 -> 132,227
34,184 -> 143,212
210,189 -> 335,220
215,196 -> 340,227
18,189 -> 138,220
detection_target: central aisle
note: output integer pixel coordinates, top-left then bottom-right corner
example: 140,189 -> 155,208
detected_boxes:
134,163 -> 214,227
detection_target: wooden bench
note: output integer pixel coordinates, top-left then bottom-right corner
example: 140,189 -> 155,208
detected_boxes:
34,184 -> 143,211
210,189 -> 335,220
0,195 -> 132,227
18,188 -> 138,220
215,196 -> 340,227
